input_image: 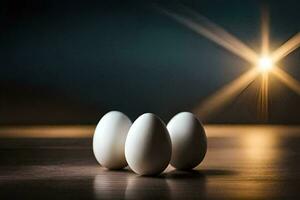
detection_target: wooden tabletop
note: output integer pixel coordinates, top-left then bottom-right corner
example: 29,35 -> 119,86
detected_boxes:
0,125 -> 300,199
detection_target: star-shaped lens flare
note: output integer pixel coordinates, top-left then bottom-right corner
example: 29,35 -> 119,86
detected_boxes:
258,56 -> 273,72
161,5 -> 300,122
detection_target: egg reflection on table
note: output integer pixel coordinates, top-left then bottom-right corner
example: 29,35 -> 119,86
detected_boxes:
167,112 -> 207,170
125,173 -> 171,199
93,111 -> 132,169
125,113 -> 172,176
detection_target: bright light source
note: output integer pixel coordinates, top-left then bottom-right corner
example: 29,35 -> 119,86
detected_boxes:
258,56 -> 273,72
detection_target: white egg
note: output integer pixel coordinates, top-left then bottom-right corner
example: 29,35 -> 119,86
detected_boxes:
93,111 -> 132,169
167,112 -> 207,170
125,113 -> 172,176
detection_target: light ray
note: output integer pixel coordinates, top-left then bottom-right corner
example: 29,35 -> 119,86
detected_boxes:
271,67 -> 300,95
261,5 -> 270,55
193,68 -> 259,119
161,7 -> 258,64
258,5 -> 270,122
258,73 -> 269,121
180,6 -> 259,63
159,5 -> 300,122
271,32 -> 300,63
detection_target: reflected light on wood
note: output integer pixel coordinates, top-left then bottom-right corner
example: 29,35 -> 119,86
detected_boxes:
0,125 -> 93,138
1,125 -> 300,138
1,125 -> 300,199
242,130 -> 277,161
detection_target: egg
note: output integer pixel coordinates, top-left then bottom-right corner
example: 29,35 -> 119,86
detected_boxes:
167,112 -> 207,170
125,113 -> 172,176
93,111 -> 132,169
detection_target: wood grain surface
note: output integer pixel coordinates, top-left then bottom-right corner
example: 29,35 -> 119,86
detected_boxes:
0,126 -> 300,199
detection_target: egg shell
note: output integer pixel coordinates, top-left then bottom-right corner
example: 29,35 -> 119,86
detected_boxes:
93,111 -> 132,169
125,113 -> 172,176
167,112 -> 207,170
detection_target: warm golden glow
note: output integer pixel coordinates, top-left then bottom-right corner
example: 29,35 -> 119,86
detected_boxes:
258,73 -> 269,121
271,33 -> 300,63
161,6 -> 258,64
0,126 -> 93,138
258,56 -> 273,72
261,4 -> 269,56
162,5 -> 300,121
193,68 -> 259,119
272,67 -> 300,95
242,131 -> 277,161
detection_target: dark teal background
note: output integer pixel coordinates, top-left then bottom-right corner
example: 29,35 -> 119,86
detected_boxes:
1,0 -> 299,124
